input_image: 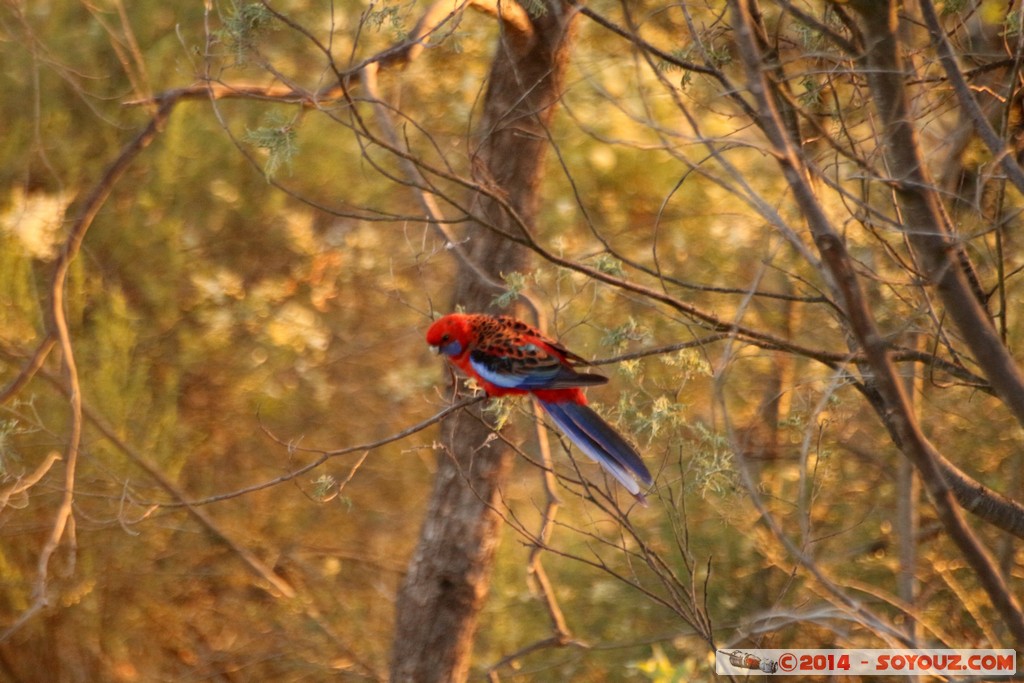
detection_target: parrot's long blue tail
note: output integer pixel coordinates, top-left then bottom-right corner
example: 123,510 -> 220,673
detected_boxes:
539,400 -> 653,504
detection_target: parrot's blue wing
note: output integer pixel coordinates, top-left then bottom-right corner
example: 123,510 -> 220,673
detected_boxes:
468,346 -> 607,390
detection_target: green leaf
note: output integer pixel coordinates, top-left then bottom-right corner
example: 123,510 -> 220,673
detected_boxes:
244,114 -> 299,180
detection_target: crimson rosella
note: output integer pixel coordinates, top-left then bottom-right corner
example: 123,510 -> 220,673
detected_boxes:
426,313 -> 653,503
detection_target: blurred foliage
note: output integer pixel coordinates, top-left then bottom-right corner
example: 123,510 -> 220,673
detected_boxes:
1,0 -> 1022,681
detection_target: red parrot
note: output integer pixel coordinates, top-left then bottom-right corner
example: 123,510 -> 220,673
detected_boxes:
426,313 -> 653,503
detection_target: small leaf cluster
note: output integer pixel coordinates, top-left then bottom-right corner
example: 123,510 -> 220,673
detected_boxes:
218,2 -> 278,63
244,114 -> 299,180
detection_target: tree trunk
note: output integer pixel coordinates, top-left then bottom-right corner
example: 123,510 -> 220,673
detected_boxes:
389,5 -> 577,682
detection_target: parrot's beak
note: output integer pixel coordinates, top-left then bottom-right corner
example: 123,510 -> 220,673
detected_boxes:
428,345 -> 440,354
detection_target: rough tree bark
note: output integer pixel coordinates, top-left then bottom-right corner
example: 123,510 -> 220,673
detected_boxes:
389,3 -> 578,681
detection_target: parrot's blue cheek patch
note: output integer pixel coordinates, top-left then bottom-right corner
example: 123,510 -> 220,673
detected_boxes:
439,340 -> 463,357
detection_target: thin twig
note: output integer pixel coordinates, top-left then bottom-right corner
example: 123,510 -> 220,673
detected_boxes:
177,395 -> 485,507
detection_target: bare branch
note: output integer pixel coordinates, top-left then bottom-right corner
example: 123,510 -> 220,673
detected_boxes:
0,334 -> 56,405
3,94 -> 181,641
0,451 -> 61,512
183,395 -> 486,507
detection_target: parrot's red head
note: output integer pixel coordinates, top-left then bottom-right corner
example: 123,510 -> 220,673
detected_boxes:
426,314 -> 473,358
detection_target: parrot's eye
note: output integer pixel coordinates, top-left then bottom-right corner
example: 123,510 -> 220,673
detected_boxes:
440,334 -> 451,343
